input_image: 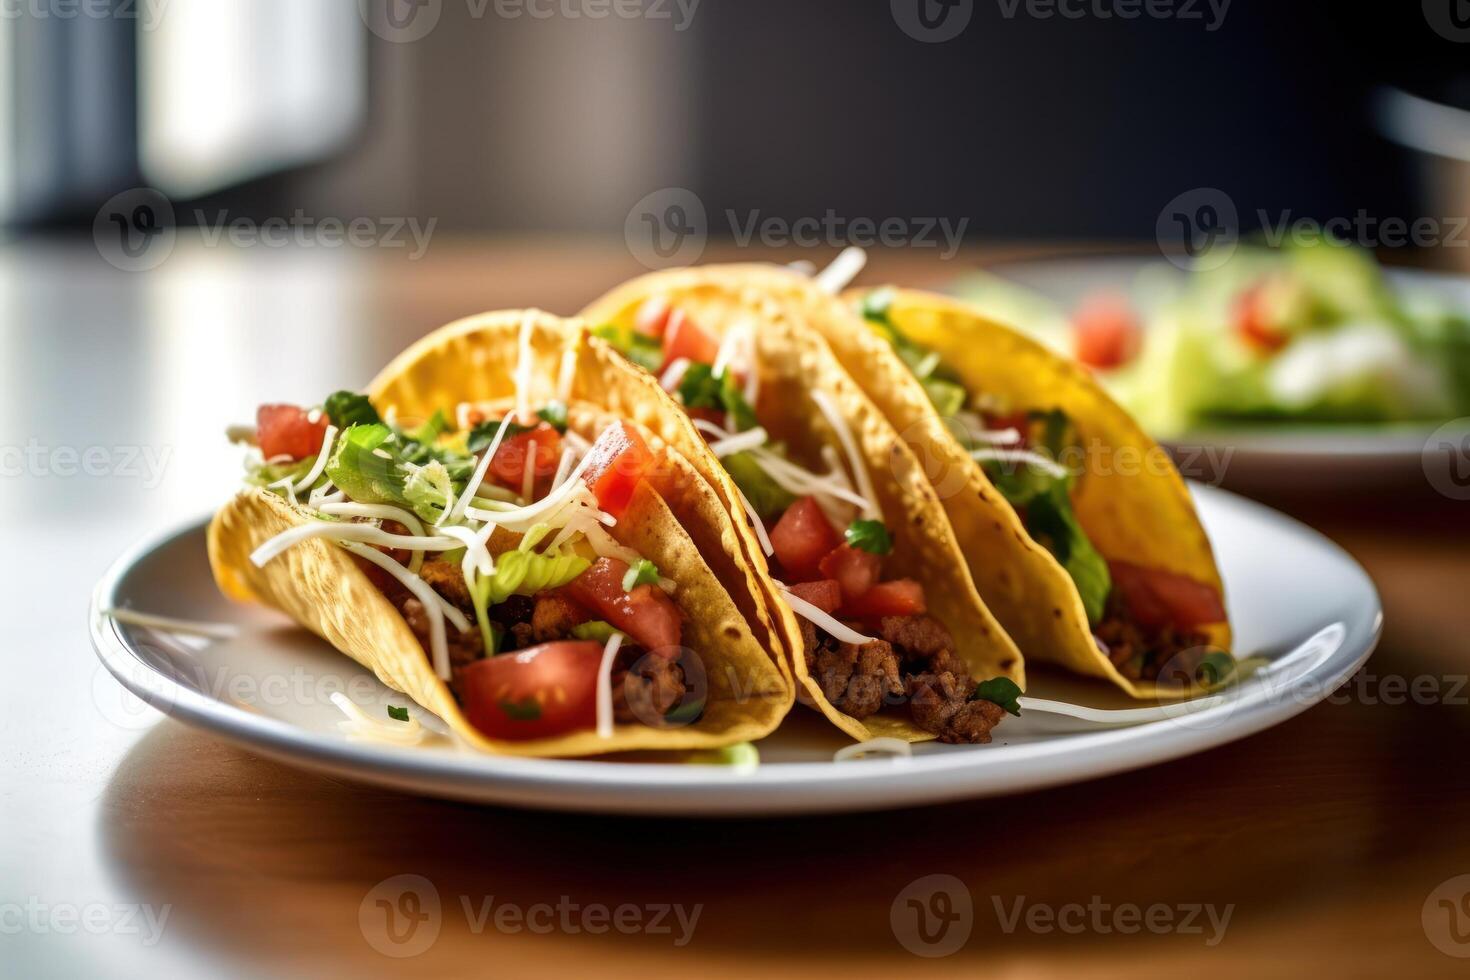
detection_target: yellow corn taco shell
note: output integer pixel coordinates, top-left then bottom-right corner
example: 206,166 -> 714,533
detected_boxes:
733,267 -> 1225,700
581,273 -> 1024,742
209,311 -> 790,756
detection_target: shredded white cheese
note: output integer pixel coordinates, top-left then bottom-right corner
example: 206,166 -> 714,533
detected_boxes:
319,501 -> 429,573
595,632 -> 625,738
330,692 -> 426,746
337,541 -> 454,680
103,608 -> 240,640
555,348 -> 578,405
461,446 -> 600,532
779,588 -> 876,645
291,425 -> 338,494
707,426 -> 769,457
520,440 -> 538,503
1017,695 -> 1224,725
249,521 -> 461,568
659,357 -> 691,393
450,410 -> 517,524
810,389 -> 879,520
814,246 -> 867,295
550,445 -> 576,491
969,447 -> 1069,479
731,481 -> 774,556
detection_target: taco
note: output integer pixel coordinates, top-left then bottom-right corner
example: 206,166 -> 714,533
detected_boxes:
581,275 -> 1025,744
208,310 -> 790,756
719,264 -> 1229,698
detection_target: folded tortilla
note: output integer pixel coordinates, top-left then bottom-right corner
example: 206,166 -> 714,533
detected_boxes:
581,274 -> 1025,741
209,311 -> 791,756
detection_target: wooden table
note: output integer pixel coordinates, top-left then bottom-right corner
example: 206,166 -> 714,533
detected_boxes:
7,238 -> 1469,978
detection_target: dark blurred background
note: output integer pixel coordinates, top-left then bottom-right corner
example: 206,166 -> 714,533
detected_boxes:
4,0 -> 1468,247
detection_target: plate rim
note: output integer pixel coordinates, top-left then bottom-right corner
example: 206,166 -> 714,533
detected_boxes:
89,485 -> 1383,815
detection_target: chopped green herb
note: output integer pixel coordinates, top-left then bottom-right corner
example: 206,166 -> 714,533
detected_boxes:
536,402 -> 569,432
498,697 -> 542,721
719,370 -> 760,433
324,391 -> 381,429
467,417 -> 533,454
860,288 -> 896,327
845,519 -> 893,555
1026,483 -> 1111,625
386,705 -> 410,722
970,676 -> 1023,716
622,558 -> 661,591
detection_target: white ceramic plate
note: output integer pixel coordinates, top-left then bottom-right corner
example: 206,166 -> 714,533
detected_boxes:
91,485 -> 1379,816
968,255 -> 1469,491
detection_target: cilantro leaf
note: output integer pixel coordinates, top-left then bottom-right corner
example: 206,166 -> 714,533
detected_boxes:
324,391 -> 381,428
678,362 -> 723,410
536,402 -> 569,433
970,676 -> 1022,716
386,705 -> 410,722
498,697 -> 542,721
467,417 -> 532,454
622,558 -> 660,591
845,519 -> 893,555
720,371 -> 759,433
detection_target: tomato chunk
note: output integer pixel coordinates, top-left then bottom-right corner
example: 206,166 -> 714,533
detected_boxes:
786,579 -> 842,614
1234,283 -> 1289,353
634,296 -> 672,339
581,422 -> 656,518
1109,561 -> 1226,631
661,309 -> 721,370
488,422 -> 563,491
818,544 -> 882,602
565,557 -> 682,654
769,496 -> 842,582
1072,292 -> 1141,370
257,404 -> 330,461
845,579 -> 926,619
459,641 -> 603,740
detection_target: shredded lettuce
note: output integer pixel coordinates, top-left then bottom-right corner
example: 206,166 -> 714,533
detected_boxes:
479,549 -> 590,605
722,450 -> 796,519
247,454 -> 321,493
324,423 -> 467,523
571,620 -> 621,642
592,323 -> 664,372
622,558 -> 660,590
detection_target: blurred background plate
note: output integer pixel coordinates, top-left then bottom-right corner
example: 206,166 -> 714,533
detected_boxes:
963,254 -> 1470,494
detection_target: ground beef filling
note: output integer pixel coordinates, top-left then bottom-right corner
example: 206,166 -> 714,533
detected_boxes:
1094,593 -> 1211,685
801,613 -> 1004,744
387,559 -> 692,728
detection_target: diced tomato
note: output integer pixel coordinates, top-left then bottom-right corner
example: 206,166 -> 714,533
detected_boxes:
256,404 -> 330,461
661,309 -> 721,370
1072,292 -> 1141,370
845,579 -> 926,619
787,579 -> 842,614
565,557 -> 682,654
634,296 -> 673,339
769,496 -> 842,582
488,422 -> 563,490
1234,283 -> 1288,353
1109,561 -> 1226,630
459,641 -> 603,740
580,422 -> 656,518
686,406 -> 727,429
818,544 -> 882,602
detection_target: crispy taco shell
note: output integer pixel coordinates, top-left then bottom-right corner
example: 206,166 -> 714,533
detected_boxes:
731,267 -> 1226,699
581,274 -> 1024,741
209,311 -> 790,756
